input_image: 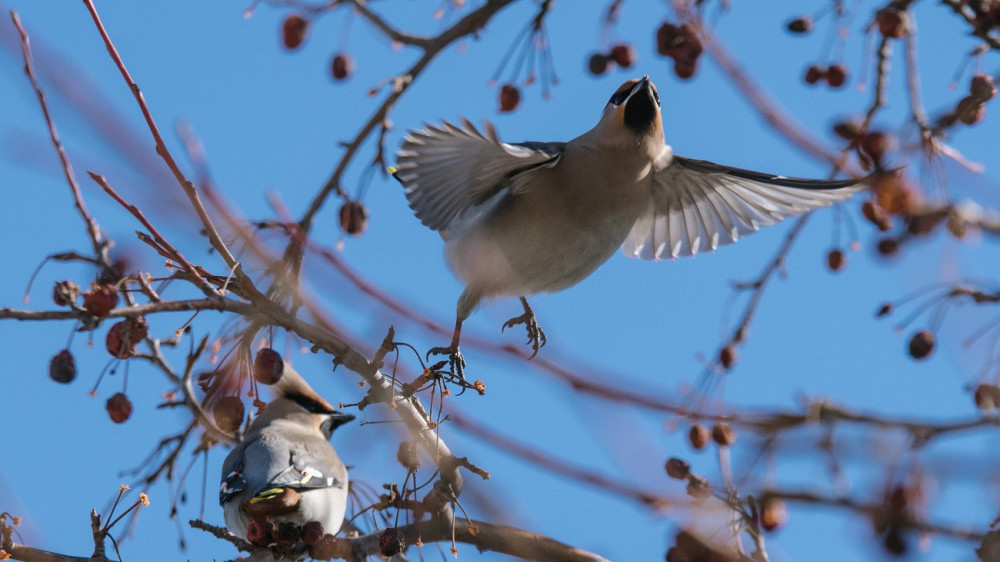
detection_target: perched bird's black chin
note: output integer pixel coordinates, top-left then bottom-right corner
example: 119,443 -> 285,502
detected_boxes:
623,84 -> 658,133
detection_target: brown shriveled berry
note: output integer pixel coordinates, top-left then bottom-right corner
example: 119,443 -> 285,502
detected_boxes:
609,43 -> 636,68
282,15 -> 309,50
711,422 -> 735,446
970,74 -> 997,101
673,58 -> 697,80
105,316 -> 148,360
276,521 -> 300,548
719,345 -> 737,369
378,527 -> 406,557
876,8 -> 907,39
974,384 -> 1000,411
826,249 -> 846,272
787,16 -> 813,33
331,52 -> 354,80
665,457 -> 691,480
588,52 -> 610,75
826,64 -> 847,88
957,96 -> 986,125
877,237 -> 900,256
82,284 -> 119,317
804,65 -> 825,85
253,348 -> 285,385
247,519 -> 273,546
688,424 -> 710,450
339,201 -> 368,236
213,396 -> 245,434
656,22 -> 679,56
499,83 -> 520,113
686,475 -> 712,499
657,22 -> 702,61
301,521 -> 325,546
49,349 -> 76,384
908,330 -> 934,360
859,131 -> 894,164
759,497 -> 787,532
397,441 -> 420,472
106,392 -> 133,424
52,280 -> 80,306
875,303 -> 893,318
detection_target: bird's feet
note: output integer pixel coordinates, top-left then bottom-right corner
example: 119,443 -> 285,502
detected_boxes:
427,345 -> 467,379
501,297 -> 547,359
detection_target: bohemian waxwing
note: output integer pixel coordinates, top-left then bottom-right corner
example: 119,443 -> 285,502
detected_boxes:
394,76 -> 861,370
219,364 -> 354,541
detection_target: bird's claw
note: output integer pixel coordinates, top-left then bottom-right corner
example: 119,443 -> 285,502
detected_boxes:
501,313 -> 547,359
426,345 -> 467,379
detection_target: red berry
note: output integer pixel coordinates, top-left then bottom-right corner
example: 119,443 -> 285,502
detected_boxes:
82,284 -> 119,317
105,316 -> 148,359
282,15 -> 309,50
331,52 -> 354,80
609,43 -> 636,68
804,65 -> 825,85
499,83 -> 520,112
711,422 -> 735,446
253,348 -> 284,385
52,280 -> 80,306
106,392 -> 133,423
212,396 -> 245,434
301,521 -> 325,546
826,249 -> 846,272
247,520 -> 273,546
339,201 -> 368,236
826,64 -> 847,88
49,349 -> 77,384
688,424 -> 710,450
665,457 -> 691,480
908,330 -> 934,360
787,17 -> 813,33
588,52 -> 610,75
378,528 -> 406,557
876,8 -> 907,39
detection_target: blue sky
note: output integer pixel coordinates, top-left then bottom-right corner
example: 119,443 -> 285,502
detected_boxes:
1,1 -> 998,561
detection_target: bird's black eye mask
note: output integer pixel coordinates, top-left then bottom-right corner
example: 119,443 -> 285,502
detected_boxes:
288,392 -> 333,414
608,79 -> 661,107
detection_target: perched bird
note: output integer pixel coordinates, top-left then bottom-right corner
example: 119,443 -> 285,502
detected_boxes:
219,365 -> 354,542
395,76 -> 861,371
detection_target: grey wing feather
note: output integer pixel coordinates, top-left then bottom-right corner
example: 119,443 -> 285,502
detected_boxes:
219,441 -> 249,505
395,119 -> 563,231
268,438 -> 346,491
622,155 -> 862,260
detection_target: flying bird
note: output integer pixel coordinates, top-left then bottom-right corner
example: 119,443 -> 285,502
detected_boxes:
394,76 -> 860,373
219,364 -> 354,542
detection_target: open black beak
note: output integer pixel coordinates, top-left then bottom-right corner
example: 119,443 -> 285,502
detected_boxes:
624,76 -> 659,132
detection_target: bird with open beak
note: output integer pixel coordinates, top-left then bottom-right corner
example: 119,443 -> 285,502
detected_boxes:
219,364 -> 354,542
394,76 -> 860,374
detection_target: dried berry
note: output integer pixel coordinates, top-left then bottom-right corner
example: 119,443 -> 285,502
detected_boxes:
609,43 -> 636,68
787,16 -> 813,33
378,527 -> 406,557
247,519 -> 273,546
665,457 -> 691,480
49,349 -> 76,384
673,58 -> 697,80
711,422 -> 735,446
804,65 -> 825,85
859,131 -> 894,165
686,475 -> 712,499
876,8 -> 907,39
301,521 -> 325,546
657,22 -> 702,61
970,74 -> 997,101
106,392 -> 133,424
957,96 -> 986,125
718,345 -> 737,369
877,238 -> 900,256
826,249 -> 845,272
688,424 -> 710,450
875,303 -> 893,318
499,83 -> 520,112
276,521 -> 300,548
587,52 -> 610,75
82,284 -> 119,317
826,64 -> 847,88
339,201 -> 368,236
253,348 -> 284,385
974,384 -> 1000,411
656,22 -> 680,56
213,396 -> 245,434
105,316 -> 148,359
397,441 -> 420,472
759,497 -> 787,531
52,280 -> 80,306
331,52 -> 354,81
908,330 -> 934,360
282,15 -> 309,50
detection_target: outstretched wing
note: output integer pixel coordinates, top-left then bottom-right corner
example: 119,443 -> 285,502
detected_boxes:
622,155 -> 862,260
395,119 -> 563,231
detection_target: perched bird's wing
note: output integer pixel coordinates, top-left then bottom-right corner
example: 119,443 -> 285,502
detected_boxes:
622,155 -> 862,259
263,439 -> 347,493
396,119 -> 563,231
219,441 -> 249,506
